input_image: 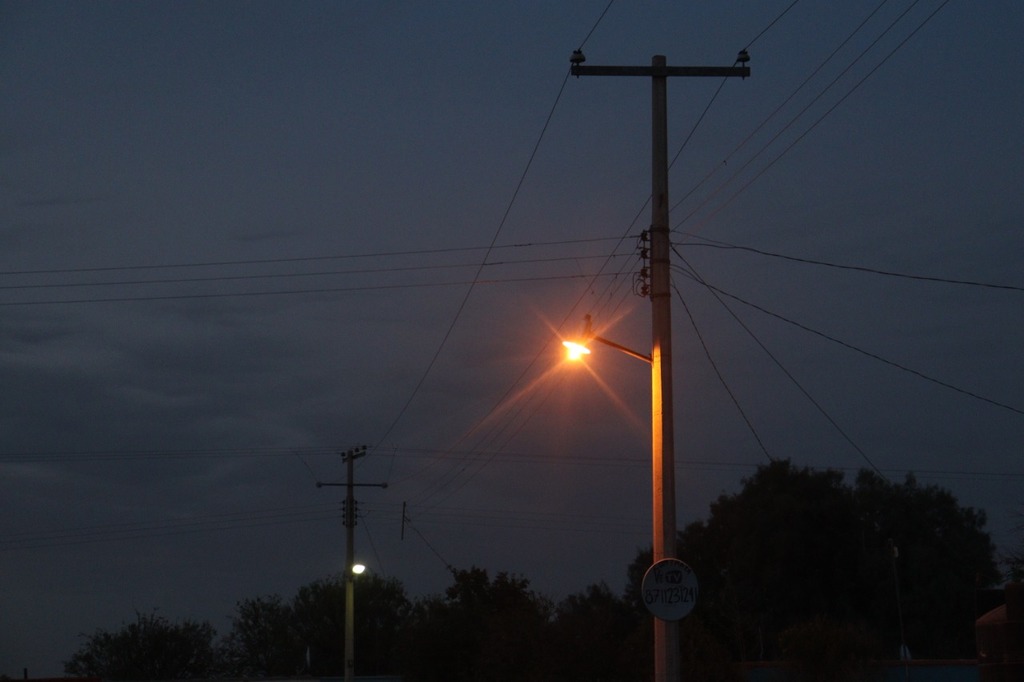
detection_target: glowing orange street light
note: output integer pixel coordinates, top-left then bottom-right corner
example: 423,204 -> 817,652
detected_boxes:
562,340 -> 592,360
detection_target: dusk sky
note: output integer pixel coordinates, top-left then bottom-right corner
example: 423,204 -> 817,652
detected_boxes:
3,1 -> 1023,676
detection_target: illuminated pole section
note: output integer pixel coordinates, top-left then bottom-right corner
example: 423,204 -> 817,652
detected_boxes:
570,52 -> 749,682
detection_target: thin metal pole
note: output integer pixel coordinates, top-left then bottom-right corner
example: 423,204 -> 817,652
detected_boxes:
345,453 -> 355,682
649,54 -> 679,682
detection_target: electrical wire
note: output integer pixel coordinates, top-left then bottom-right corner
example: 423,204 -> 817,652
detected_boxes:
0,445 -> 645,467
676,0 -> 952,233
406,367 -> 574,510
576,0 -> 615,52
383,2 -> 631,510
697,277 -> 1024,417
671,247 -> 888,478
670,0 -> 892,219
741,0 -> 803,51
0,445 -> 340,463
677,238 -> 1024,293
0,503 -> 341,551
369,69 -> 576,459
5,458 -> 1015,552
359,518 -> 386,578
0,237 -> 625,279
400,512 -> 455,574
667,0 -> 805,208
0,271 -> 626,307
0,253 -> 633,293
672,280 -> 774,462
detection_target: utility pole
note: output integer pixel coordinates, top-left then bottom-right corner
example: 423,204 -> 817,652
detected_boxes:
316,445 -> 387,682
570,51 -> 749,682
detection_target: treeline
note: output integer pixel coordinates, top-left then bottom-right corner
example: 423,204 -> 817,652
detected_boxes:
64,461 -> 1011,682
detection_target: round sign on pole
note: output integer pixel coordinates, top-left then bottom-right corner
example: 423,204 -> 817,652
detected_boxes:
641,558 -> 698,621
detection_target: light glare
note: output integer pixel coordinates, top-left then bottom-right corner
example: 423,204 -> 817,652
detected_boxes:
562,340 -> 591,361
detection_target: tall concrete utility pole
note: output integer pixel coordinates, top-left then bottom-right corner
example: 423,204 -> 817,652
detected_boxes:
570,52 -> 750,682
316,445 -> 387,682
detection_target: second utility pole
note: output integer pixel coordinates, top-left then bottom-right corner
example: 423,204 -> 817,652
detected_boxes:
316,445 -> 387,682
571,51 -> 749,682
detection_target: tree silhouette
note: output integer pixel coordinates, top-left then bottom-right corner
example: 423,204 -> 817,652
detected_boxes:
397,567 -> 552,682
543,582 -> 646,682
628,460 -> 999,661
64,611 -> 217,680
60,462 -> 1001,677
220,595 -> 302,677
1003,508 -> 1024,581
288,572 -> 409,676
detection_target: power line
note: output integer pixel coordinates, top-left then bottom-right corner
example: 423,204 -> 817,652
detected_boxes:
741,0 -> 802,51
400,512 -> 454,575
677,238 -> 1024,292
0,444 -> 647,466
679,0 -> 953,233
671,0 -> 892,219
0,503 -> 341,552
699,277 -> 1024,417
0,271 -> 624,307
576,0 -> 615,52
0,445 -> 338,463
672,280 -> 774,462
370,70 -> 576,454
380,2 -> 633,508
8,443 -> 1019,485
0,253 -> 632,293
0,237 -> 624,278
5,461 -> 1016,552
671,250 -> 887,478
